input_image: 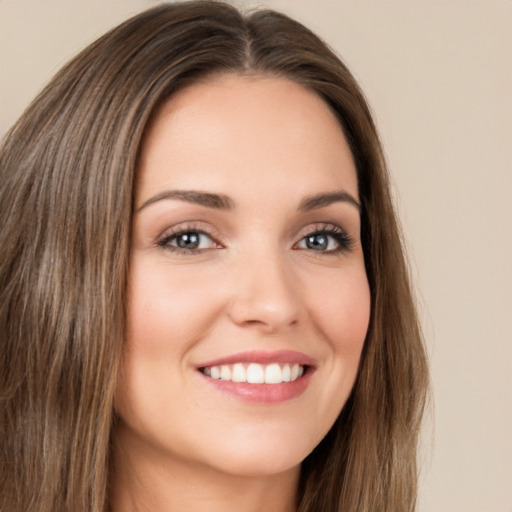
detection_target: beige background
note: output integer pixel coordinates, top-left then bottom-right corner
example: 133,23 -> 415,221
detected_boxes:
1,1 -> 511,510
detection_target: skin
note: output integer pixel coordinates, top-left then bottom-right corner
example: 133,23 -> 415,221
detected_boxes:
111,74 -> 371,512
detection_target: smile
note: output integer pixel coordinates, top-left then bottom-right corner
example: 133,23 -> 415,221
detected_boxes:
200,362 -> 305,384
196,350 -> 315,403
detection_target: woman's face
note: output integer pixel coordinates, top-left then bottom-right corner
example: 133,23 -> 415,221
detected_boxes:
115,74 -> 370,478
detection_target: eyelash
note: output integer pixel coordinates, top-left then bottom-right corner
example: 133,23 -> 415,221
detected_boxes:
296,224 -> 354,255
156,224 -> 354,255
156,225 -> 220,255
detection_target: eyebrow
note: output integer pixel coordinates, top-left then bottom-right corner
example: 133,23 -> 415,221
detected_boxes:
136,188 -> 360,213
298,191 -> 361,212
137,190 -> 234,212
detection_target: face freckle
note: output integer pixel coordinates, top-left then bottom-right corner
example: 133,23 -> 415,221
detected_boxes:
114,74 -> 371,480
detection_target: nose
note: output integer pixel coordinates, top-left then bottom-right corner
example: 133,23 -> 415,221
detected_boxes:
227,251 -> 301,334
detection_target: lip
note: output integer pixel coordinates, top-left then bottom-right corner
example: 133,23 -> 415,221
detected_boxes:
196,350 -> 316,368
196,350 -> 316,404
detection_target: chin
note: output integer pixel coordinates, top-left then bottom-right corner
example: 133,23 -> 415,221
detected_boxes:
190,424 -> 319,478
203,445 -> 305,478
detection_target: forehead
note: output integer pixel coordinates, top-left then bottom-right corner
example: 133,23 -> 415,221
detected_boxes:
137,74 -> 358,203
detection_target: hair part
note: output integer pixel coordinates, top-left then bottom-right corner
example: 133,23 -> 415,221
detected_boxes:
0,2 -> 429,511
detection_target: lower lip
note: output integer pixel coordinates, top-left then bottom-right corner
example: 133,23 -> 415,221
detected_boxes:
199,371 -> 313,404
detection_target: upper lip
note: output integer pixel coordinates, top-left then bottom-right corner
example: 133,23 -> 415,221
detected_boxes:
196,350 -> 316,369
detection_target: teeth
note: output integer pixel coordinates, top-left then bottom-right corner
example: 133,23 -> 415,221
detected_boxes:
202,362 -> 306,384
231,363 -> 246,382
247,363 -> 265,384
220,365 -> 231,381
282,364 -> 291,382
265,363 -> 282,384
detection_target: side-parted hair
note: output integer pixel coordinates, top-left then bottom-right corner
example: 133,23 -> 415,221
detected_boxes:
0,2 -> 429,511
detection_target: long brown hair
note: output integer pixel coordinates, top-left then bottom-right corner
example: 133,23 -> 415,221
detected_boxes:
0,2 -> 429,511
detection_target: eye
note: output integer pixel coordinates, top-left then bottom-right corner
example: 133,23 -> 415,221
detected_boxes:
295,226 -> 353,254
157,229 -> 220,253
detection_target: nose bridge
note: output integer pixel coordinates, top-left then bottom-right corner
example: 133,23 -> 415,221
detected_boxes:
227,240 -> 300,332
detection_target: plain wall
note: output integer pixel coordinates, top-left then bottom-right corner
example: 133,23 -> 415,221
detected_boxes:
1,1 -> 511,511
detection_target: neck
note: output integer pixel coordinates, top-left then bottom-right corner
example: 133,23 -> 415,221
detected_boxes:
109,428 -> 300,512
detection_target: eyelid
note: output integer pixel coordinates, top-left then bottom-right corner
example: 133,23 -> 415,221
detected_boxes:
153,221 -> 354,255
156,222 -> 224,252
293,222 -> 354,253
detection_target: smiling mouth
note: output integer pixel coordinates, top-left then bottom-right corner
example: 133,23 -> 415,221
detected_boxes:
197,351 -> 315,403
199,362 -> 308,384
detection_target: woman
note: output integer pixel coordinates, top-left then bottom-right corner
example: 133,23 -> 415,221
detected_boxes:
0,2 -> 429,511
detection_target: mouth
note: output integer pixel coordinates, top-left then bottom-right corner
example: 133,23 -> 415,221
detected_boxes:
196,350 -> 315,403
200,362 -> 308,384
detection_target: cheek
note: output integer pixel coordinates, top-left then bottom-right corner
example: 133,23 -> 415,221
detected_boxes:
116,258 -> 227,433
309,266 -> 371,356
125,258 -> 225,355
289,264 -> 370,451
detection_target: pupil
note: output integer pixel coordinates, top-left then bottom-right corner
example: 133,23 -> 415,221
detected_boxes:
307,234 -> 327,250
178,232 -> 199,249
